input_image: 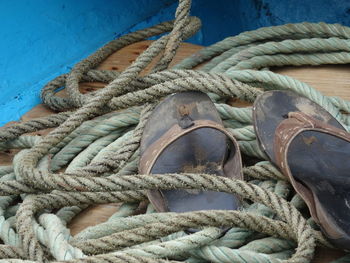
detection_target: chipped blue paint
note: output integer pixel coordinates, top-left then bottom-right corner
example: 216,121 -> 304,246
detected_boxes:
1,0 -> 350,125
238,0 -> 350,31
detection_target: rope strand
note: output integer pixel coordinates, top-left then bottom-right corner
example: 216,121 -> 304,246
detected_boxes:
0,0 -> 349,262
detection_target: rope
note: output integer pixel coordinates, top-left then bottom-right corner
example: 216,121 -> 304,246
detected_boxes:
0,0 -> 349,262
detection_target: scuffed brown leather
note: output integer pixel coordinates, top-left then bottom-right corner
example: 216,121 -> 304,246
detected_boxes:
139,119 -> 243,212
274,111 -> 350,239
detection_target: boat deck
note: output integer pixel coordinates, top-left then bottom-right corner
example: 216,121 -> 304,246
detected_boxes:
1,40 -> 349,262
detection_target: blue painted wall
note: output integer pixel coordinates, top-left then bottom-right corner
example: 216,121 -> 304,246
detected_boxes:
1,0 -> 350,125
151,0 -> 350,45
0,0 -> 176,125
238,0 -> 350,32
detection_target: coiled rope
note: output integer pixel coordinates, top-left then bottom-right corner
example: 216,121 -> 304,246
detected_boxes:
0,0 -> 350,262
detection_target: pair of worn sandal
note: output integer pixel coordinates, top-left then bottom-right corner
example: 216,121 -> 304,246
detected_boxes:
139,90 -> 350,249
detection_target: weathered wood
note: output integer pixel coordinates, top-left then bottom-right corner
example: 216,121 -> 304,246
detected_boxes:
1,40 -> 349,262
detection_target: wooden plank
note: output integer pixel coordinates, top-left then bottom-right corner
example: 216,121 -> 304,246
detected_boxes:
1,40 -> 349,262
274,65 -> 350,101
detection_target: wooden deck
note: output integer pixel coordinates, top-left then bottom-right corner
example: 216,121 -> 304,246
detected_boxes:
1,40 -> 350,262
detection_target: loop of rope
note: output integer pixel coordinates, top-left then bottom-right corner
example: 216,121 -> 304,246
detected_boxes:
0,0 -> 350,262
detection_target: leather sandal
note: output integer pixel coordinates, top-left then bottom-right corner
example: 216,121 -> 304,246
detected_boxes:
139,91 -> 242,216
253,90 -> 350,250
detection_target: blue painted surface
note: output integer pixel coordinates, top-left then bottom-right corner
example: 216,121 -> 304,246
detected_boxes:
238,0 -> 350,32
150,0 -> 350,45
0,0 -> 176,125
2,0 -> 350,125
